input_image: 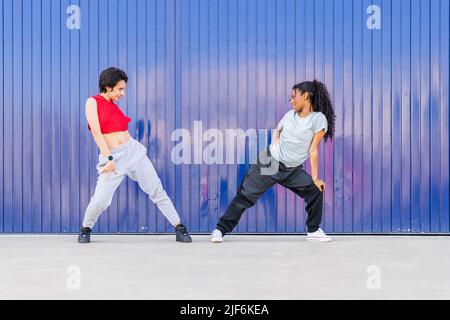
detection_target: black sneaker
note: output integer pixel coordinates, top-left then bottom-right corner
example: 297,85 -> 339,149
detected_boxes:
175,223 -> 192,243
78,227 -> 91,243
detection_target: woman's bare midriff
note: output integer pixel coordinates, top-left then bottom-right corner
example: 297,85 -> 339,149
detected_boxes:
103,130 -> 131,150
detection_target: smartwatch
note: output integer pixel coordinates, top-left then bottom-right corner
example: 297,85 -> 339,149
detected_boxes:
108,155 -> 114,161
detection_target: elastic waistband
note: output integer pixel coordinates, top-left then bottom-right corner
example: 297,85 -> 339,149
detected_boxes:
279,161 -> 303,170
110,137 -> 135,153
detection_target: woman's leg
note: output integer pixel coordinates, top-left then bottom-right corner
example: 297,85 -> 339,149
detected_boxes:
127,155 -> 181,227
282,167 -> 323,233
216,162 -> 279,236
82,172 -> 125,229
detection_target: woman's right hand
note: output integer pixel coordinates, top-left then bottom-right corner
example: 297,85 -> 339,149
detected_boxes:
98,160 -> 117,175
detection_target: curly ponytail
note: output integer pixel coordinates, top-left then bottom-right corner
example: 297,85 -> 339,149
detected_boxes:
292,80 -> 336,142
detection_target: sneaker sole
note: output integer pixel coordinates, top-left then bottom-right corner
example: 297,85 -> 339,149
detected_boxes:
307,238 -> 332,242
211,238 -> 223,243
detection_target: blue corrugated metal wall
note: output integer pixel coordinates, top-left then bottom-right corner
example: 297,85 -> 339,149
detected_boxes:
1,0 -> 449,233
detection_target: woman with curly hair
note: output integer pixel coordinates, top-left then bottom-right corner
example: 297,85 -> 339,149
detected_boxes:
210,80 -> 336,243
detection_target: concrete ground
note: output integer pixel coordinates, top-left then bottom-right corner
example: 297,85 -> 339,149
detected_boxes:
0,234 -> 449,300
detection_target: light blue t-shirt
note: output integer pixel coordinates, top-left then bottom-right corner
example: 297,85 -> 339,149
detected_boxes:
269,110 -> 328,167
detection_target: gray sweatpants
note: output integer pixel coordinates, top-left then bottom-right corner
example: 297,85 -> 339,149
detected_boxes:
82,138 -> 181,229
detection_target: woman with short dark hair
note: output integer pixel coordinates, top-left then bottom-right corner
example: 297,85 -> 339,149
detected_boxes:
78,67 -> 192,243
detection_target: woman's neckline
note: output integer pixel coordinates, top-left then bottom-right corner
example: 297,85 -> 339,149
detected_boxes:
297,111 -> 315,119
98,94 -> 113,103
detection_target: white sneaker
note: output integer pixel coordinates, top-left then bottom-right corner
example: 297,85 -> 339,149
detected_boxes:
307,228 -> 332,242
210,229 -> 223,243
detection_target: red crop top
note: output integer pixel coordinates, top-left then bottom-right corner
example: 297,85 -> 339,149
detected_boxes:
88,95 -> 131,134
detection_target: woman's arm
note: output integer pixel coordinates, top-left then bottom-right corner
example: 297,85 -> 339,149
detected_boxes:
272,128 -> 281,144
309,129 -> 326,191
85,98 -> 112,158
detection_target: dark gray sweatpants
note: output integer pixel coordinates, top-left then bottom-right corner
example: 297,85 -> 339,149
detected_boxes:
217,147 -> 323,235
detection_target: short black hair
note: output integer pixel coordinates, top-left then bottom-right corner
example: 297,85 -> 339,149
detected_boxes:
98,67 -> 128,93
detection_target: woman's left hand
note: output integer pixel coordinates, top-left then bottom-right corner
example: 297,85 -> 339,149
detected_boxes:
98,160 -> 117,175
313,179 -> 326,192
